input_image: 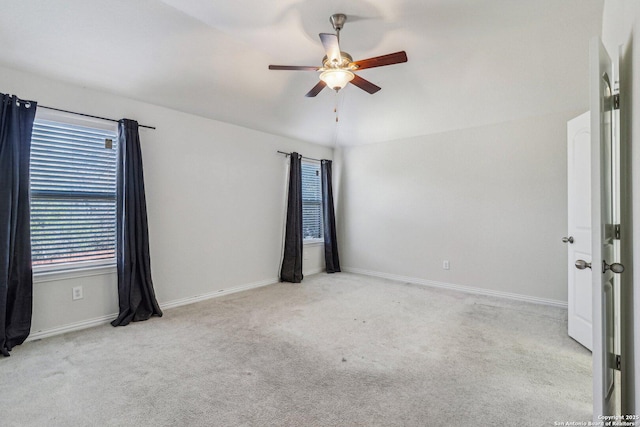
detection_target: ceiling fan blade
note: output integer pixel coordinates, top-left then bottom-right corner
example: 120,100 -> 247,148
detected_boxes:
351,51 -> 408,70
350,74 -> 381,94
305,81 -> 327,97
269,65 -> 319,71
319,33 -> 341,64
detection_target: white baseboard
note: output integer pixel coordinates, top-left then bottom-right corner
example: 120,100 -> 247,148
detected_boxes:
343,267 -> 568,308
27,277 -> 279,342
27,313 -> 116,342
304,268 -> 324,276
28,268 -> 556,342
160,277 -> 278,310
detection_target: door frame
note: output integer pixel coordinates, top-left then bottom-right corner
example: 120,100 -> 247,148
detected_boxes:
590,36 -> 618,418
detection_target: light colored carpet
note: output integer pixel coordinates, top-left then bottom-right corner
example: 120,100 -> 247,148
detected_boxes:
1,273 -> 591,426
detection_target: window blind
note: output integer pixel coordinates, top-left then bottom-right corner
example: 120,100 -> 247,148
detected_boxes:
301,160 -> 323,240
30,119 -> 118,266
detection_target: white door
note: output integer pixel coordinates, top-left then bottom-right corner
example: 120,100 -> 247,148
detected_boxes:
567,112 -> 593,351
588,36 -> 624,419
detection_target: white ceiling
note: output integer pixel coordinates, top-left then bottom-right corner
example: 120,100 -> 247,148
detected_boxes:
0,0 -> 603,146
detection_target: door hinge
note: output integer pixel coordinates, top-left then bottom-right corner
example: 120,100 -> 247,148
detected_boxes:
616,354 -> 622,371
615,224 -> 621,240
614,93 -> 620,110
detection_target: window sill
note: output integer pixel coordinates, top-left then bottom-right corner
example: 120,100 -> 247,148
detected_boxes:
303,239 -> 324,246
33,263 -> 117,283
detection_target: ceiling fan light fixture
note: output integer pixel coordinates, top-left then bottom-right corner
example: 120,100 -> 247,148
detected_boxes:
319,69 -> 354,91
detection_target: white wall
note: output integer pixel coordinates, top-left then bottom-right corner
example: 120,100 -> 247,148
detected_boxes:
0,65 -> 332,336
601,0 -> 640,414
337,110 -> 582,304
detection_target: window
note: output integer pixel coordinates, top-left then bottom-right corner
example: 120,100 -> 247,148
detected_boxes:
301,160 -> 323,242
30,111 -> 119,271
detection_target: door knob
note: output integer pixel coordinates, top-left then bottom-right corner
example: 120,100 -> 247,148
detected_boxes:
603,260 -> 625,274
575,260 -> 591,270
562,236 -> 574,244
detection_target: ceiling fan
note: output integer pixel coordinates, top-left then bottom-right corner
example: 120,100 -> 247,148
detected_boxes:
268,13 -> 408,97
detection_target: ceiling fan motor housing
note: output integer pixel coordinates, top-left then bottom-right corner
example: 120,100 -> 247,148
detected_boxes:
322,52 -> 354,69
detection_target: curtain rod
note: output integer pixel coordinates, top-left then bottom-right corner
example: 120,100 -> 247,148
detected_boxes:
39,106 -> 156,130
277,150 -> 322,162
9,95 -> 156,130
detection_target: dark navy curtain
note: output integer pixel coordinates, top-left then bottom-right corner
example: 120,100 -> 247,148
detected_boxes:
280,153 -> 303,283
0,94 -> 37,356
111,119 -> 162,326
321,160 -> 340,273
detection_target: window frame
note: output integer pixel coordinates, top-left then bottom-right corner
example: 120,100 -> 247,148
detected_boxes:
30,109 -> 119,278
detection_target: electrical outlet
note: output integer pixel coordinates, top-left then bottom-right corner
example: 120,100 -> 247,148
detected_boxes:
72,286 -> 83,301
443,260 -> 450,270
